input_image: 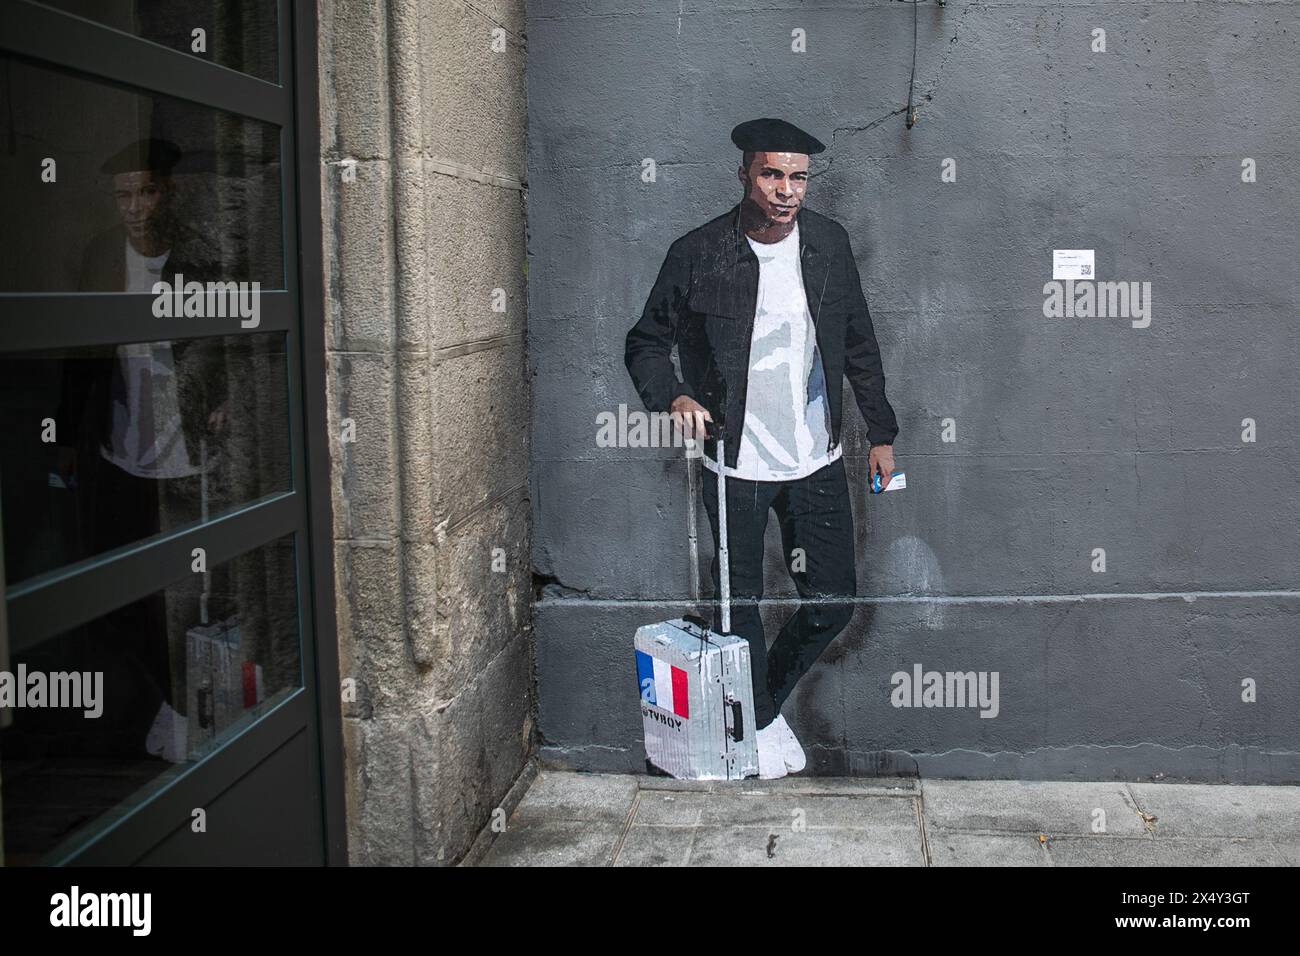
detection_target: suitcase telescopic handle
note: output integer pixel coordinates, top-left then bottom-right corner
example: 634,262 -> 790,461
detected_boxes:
715,436 -> 730,634
686,423 -> 730,634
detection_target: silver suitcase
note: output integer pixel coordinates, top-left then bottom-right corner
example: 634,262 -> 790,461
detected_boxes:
634,437 -> 759,780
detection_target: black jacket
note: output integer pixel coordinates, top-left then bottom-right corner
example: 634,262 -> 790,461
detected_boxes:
624,202 -> 898,469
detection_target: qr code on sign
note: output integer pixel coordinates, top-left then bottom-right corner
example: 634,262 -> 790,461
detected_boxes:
1081,264 -> 1092,276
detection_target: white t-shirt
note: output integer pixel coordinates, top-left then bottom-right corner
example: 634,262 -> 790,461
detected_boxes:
124,239 -> 169,294
102,241 -> 202,479
704,222 -> 840,482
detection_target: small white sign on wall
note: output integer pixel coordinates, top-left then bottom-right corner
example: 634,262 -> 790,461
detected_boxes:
1053,249 -> 1095,280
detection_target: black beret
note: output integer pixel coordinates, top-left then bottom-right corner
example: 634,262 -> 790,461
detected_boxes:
100,138 -> 182,175
730,118 -> 825,155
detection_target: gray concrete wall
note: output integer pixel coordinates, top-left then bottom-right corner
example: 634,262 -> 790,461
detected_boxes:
319,0 -> 534,864
526,2 -> 1300,781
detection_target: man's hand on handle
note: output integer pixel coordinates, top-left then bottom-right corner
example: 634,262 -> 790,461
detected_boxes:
868,443 -> 895,492
670,395 -> 713,441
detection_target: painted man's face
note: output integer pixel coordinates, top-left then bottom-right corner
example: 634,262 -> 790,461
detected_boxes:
112,170 -> 171,244
739,151 -> 809,224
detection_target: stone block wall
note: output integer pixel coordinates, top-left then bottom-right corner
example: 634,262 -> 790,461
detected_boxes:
318,0 -> 533,865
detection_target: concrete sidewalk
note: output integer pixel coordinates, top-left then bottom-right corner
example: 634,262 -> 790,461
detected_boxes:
470,770 -> 1300,866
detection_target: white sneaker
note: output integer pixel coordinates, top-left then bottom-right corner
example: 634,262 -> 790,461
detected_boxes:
756,720 -> 788,779
771,714 -> 807,773
145,701 -> 189,763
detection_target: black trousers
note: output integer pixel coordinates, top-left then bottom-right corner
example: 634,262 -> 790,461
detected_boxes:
84,455 -> 171,753
700,457 -> 857,729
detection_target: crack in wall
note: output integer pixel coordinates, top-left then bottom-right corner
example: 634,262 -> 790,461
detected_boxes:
814,1 -> 983,177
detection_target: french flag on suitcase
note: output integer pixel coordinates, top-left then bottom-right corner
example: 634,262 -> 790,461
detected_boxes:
636,650 -> 689,718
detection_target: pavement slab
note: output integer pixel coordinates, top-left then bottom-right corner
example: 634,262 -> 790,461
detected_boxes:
1125,782 -> 1300,840
1043,836 -> 1290,867
470,771 -> 1300,867
921,779 -> 1152,837
480,819 -> 627,866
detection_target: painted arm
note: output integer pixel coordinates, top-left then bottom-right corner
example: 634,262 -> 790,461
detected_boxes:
841,235 -> 899,447
624,238 -> 695,414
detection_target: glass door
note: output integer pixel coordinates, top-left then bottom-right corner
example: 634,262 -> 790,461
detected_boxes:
0,0 -> 338,864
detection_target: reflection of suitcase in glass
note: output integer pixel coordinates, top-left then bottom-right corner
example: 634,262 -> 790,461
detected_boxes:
634,436 -> 758,781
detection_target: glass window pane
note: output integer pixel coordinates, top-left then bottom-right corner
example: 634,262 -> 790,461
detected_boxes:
0,55 -> 283,293
0,534 -> 301,864
36,0 -> 279,83
0,334 -> 292,583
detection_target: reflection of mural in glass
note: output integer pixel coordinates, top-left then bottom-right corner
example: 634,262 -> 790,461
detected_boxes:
0,335 -> 292,582
0,49 -> 299,862
0,56 -> 282,293
0,55 -> 292,580
0,535 -> 301,864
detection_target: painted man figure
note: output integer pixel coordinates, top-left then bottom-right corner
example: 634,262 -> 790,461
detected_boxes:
625,118 -> 898,778
58,138 -> 230,762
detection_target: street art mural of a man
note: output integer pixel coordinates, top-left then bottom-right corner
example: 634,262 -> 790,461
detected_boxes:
625,118 -> 899,778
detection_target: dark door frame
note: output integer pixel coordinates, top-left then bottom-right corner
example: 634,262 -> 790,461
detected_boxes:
292,0 -> 348,867
0,0 -> 345,865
